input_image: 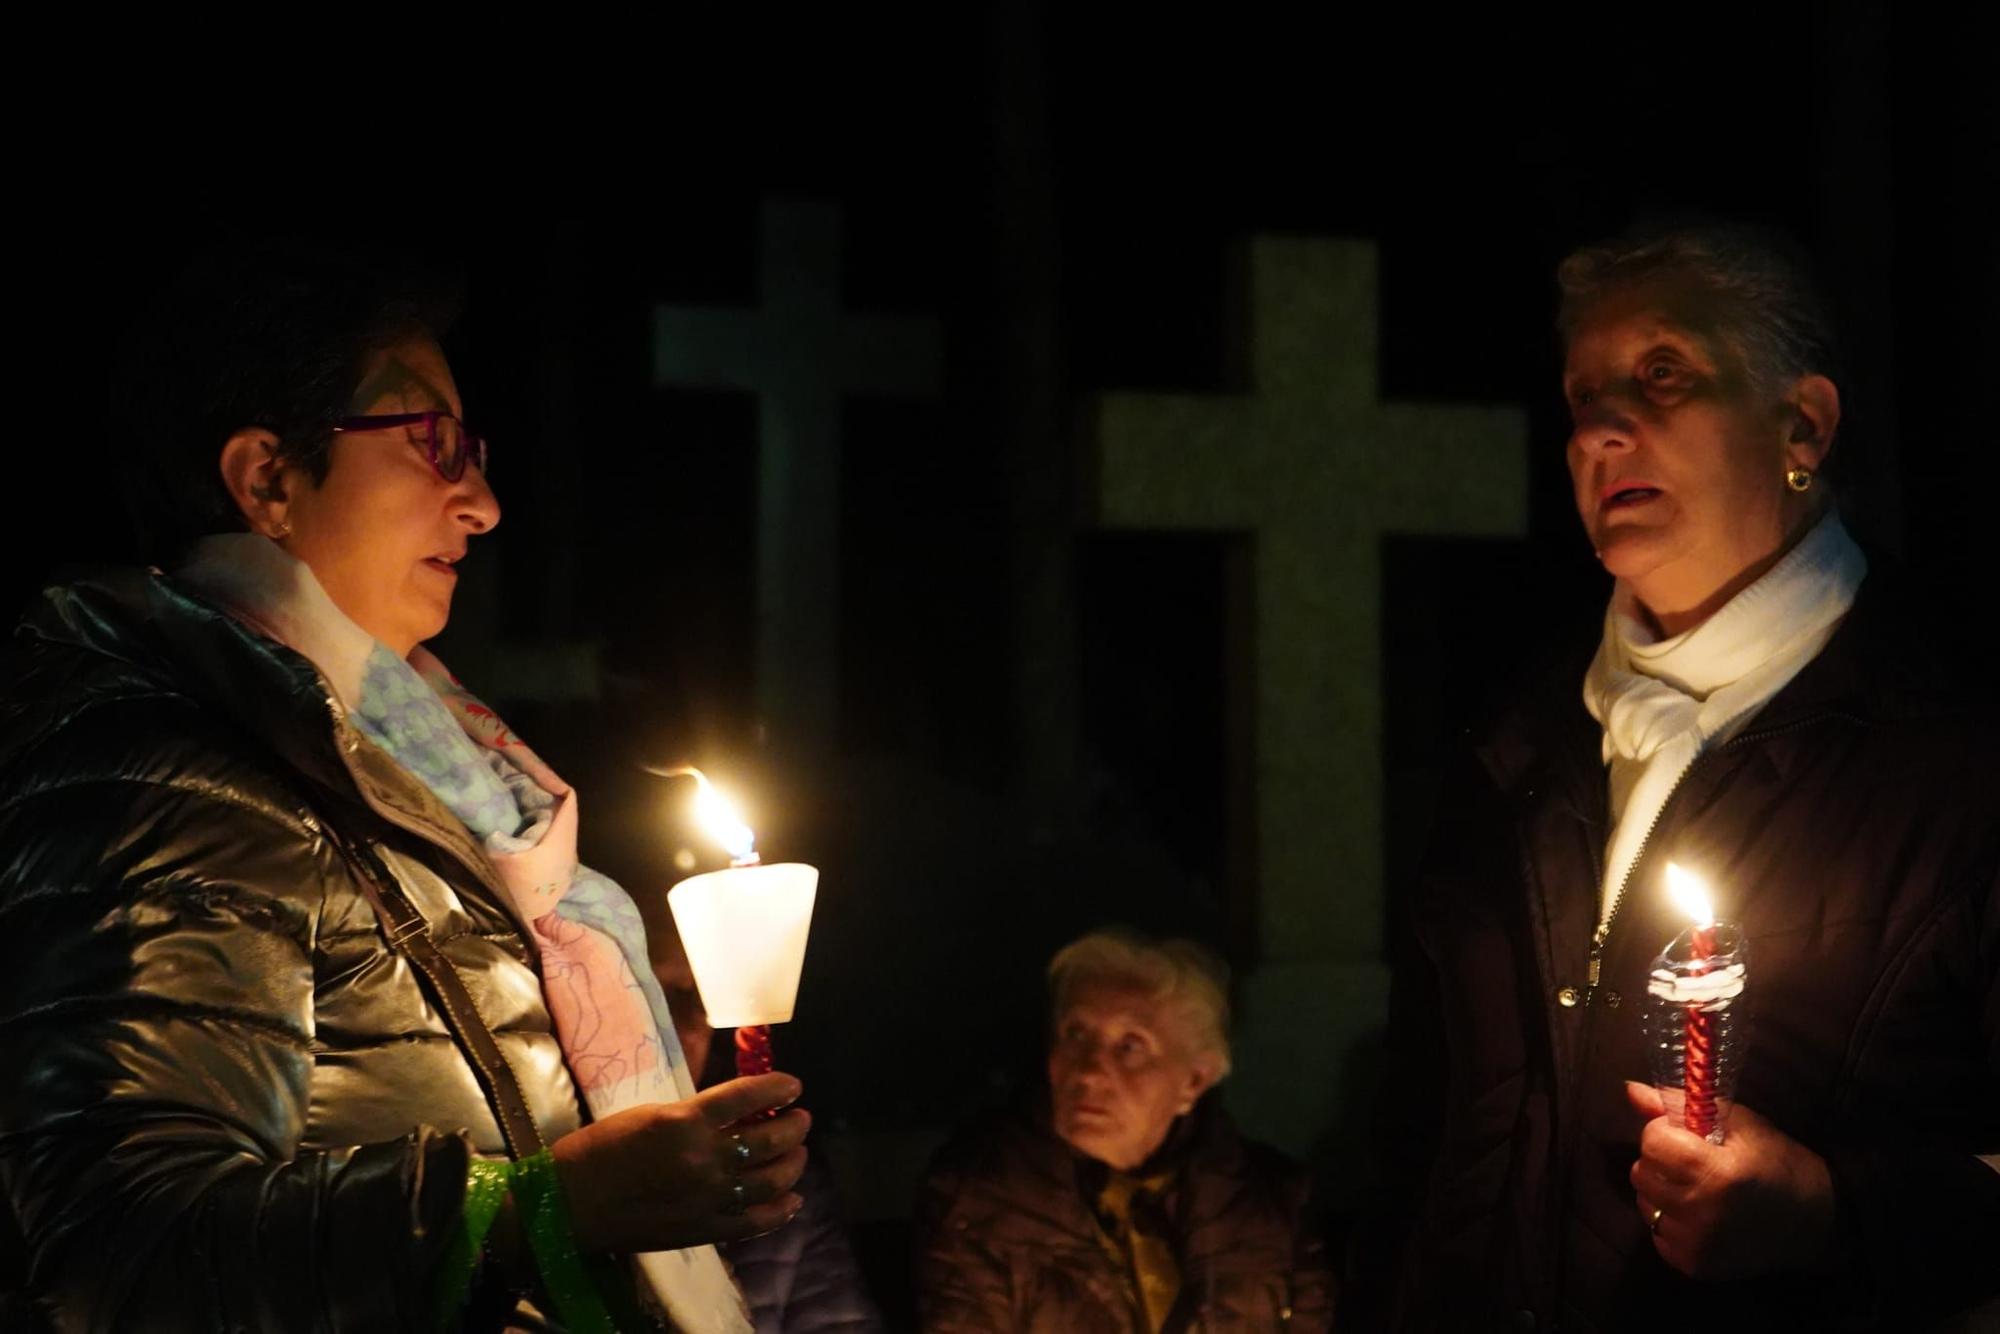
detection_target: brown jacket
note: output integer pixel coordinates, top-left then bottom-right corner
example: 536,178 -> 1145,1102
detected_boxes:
916,1099 -> 1334,1333
1365,577 -> 2000,1333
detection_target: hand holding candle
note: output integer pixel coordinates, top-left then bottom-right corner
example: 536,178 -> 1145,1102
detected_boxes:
1625,1080 -> 1837,1279
1631,865 -> 1840,1277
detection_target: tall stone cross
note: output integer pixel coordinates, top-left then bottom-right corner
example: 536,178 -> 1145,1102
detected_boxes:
1091,237 -> 1529,969
653,200 -> 942,751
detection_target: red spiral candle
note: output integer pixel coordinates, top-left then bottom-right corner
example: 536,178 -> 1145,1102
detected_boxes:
1683,922 -> 1718,1139
734,1022 -> 774,1077
733,1024 -> 778,1120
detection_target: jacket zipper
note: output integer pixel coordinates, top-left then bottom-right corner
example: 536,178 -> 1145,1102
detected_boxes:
1543,707 -> 1846,1317
1585,708 -> 1846,1002
317,694 -> 523,929
1586,772 -> 1682,1005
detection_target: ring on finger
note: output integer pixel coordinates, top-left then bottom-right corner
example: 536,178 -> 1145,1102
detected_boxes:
728,1180 -> 749,1215
729,1133 -> 753,1166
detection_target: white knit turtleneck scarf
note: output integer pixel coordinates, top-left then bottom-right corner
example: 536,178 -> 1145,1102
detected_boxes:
1583,510 -> 1868,925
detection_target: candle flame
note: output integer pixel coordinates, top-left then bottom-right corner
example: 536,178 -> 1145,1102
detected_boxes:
646,765 -> 757,863
1664,862 -> 1716,927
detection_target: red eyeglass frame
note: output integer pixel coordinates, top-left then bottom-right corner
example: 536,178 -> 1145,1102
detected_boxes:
332,411 -> 489,482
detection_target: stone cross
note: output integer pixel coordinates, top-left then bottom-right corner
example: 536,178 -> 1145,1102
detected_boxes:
1092,236 -> 1529,965
1092,235 -> 1529,1156
653,200 -> 942,751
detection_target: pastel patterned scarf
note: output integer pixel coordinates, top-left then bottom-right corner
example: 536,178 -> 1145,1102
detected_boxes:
179,534 -> 749,1333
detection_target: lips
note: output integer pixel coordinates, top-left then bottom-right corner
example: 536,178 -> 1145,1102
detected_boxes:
1600,480 -> 1664,511
422,551 -> 463,576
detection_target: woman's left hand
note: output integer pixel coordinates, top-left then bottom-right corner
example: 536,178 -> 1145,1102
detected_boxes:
1625,1080 -> 1837,1281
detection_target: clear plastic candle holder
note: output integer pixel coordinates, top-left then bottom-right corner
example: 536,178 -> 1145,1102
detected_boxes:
1643,921 -> 1750,1145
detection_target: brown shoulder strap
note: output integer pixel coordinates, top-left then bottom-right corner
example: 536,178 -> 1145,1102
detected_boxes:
323,823 -> 549,1160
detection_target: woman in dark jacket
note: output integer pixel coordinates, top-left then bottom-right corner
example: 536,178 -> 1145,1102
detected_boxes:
916,929 -> 1333,1332
1362,226 -> 1999,1332
0,247 -> 812,1330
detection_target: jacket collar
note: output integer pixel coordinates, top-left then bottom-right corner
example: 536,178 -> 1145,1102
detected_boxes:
17,568 -> 524,931
23,568 -> 351,789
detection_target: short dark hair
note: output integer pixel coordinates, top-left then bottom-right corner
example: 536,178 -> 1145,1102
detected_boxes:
110,242 -> 451,564
1556,222 -> 1842,399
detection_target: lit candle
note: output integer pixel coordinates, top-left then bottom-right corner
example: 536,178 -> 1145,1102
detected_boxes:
653,766 -> 819,1079
1645,863 -> 1750,1144
1665,865 -> 1721,1138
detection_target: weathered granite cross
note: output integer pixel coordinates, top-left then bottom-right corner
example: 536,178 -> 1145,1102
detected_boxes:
653,200 -> 942,751
1090,237 -> 1528,1150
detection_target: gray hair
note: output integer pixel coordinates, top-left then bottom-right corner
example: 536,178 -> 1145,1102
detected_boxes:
1047,928 -> 1233,1077
1556,223 -> 1841,401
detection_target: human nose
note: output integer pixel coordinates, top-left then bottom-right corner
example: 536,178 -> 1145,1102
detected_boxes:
1568,395 -> 1637,460
452,465 -> 501,534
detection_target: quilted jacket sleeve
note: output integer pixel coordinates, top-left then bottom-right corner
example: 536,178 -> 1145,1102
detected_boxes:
0,698 -> 472,1333
911,1152 -> 1013,1334
1285,1188 -> 1337,1332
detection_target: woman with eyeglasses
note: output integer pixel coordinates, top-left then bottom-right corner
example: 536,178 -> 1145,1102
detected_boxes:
0,245 -> 806,1331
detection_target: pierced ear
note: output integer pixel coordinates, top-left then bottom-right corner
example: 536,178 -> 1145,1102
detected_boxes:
218,429 -> 291,538
1785,374 -> 1840,472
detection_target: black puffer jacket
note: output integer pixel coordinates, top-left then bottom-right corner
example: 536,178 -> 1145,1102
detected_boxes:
1367,578 -> 2000,1333
0,570 -> 585,1330
915,1098 -> 1334,1332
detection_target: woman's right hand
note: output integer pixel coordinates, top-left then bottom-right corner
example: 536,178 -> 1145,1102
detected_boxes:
550,1073 -> 811,1254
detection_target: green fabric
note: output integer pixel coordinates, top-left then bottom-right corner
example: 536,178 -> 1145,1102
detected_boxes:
512,1149 -> 621,1334
433,1158 -> 515,1331
434,1151 -> 639,1333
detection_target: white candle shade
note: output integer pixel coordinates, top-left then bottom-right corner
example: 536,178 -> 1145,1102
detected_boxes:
667,862 -> 819,1027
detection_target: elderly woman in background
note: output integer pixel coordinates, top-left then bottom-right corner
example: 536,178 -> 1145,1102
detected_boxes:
0,245 -> 810,1330
1363,225 -> 1999,1332
916,929 -> 1333,1332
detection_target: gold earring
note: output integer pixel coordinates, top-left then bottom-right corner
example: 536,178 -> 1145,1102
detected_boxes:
1785,467 -> 1814,493
271,520 -> 291,539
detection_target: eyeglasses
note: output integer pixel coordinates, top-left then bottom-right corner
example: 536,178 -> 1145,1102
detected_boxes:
333,411 -> 490,483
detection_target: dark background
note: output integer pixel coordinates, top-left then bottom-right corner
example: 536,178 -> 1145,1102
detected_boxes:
8,8 -> 1992,1320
